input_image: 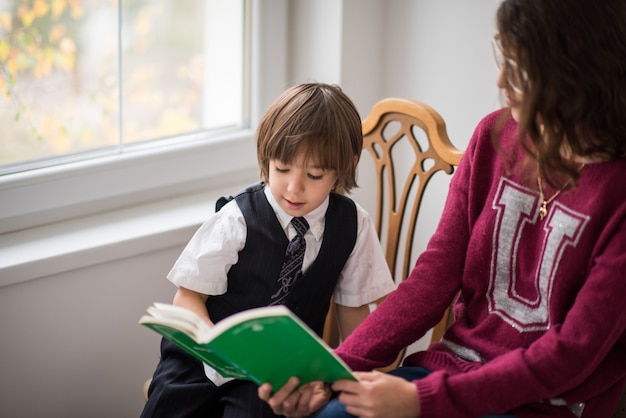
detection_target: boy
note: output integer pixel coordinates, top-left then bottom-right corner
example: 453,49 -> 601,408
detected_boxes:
141,82 -> 395,418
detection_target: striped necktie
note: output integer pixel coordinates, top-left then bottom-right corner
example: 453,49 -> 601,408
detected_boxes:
269,217 -> 309,306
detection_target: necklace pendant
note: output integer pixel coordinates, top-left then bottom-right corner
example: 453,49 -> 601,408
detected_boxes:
539,202 -> 548,220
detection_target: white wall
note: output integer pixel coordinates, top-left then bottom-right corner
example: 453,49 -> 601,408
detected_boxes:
0,248 -> 179,418
0,1 -> 503,416
379,0 -> 503,145
287,0 -> 502,270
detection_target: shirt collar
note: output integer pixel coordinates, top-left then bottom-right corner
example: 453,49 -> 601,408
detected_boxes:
264,186 -> 327,241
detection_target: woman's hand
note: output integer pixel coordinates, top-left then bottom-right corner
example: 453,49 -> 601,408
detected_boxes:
258,377 -> 332,417
332,371 -> 420,418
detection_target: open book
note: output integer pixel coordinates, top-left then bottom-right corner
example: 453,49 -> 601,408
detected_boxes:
139,303 -> 356,388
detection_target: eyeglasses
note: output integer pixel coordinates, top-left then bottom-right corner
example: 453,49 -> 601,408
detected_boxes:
491,35 -> 528,94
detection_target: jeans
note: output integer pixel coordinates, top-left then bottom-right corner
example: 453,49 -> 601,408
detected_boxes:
311,366 -> 517,418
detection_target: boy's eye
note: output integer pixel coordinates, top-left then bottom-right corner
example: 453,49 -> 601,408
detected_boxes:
308,173 -> 324,180
274,166 -> 289,173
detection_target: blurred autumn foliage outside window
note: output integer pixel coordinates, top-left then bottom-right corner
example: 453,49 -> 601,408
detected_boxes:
0,0 -> 246,173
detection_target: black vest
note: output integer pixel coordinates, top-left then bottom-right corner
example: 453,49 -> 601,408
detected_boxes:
207,183 -> 357,336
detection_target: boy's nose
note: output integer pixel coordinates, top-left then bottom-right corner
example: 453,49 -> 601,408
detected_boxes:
287,176 -> 304,193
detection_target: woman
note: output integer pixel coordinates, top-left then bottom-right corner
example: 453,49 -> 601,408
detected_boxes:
259,0 -> 626,417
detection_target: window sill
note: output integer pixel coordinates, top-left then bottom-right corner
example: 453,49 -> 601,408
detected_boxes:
0,179 -> 256,288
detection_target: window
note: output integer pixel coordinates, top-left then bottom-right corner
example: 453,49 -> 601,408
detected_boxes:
1,0 -> 247,174
0,0 -> 289,237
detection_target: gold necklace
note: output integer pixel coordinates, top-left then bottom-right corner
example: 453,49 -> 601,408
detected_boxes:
536,164 -> 585,220
536,177 -> 569,220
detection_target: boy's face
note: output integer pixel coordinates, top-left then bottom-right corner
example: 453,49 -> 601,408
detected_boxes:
268,155 -> 337,217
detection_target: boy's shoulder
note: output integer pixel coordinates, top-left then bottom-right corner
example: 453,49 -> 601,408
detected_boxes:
327,192 -> 359,231
215,182 -> 265,212
329,191 -> 357,213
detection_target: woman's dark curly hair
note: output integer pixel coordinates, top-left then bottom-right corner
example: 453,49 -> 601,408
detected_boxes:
496,0 -> 626,188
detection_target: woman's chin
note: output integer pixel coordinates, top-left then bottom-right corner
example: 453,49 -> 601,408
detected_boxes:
510,107 -> 521,123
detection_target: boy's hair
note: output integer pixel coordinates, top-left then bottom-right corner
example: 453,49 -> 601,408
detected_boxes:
256,83 -> 363,194
497,0 -> 626,188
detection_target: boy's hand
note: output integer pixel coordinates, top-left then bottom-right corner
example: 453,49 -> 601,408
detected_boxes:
258,377 -> 332,417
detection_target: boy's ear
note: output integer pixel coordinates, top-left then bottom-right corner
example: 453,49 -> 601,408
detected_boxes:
353,155 -> 359,167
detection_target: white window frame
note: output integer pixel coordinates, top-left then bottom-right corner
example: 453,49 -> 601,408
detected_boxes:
0,0 -> 290,286
0,0 -> 288,236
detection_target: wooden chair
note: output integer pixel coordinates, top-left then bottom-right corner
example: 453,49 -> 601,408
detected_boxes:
322,97 -> 463,350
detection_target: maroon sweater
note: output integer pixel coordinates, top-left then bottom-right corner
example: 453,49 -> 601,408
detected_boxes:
336,109 -> 626,418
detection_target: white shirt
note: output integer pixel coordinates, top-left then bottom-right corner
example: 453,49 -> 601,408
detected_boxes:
167,186 -> 395,307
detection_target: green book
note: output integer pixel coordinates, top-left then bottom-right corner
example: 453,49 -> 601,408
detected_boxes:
139,303 -> 356,389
